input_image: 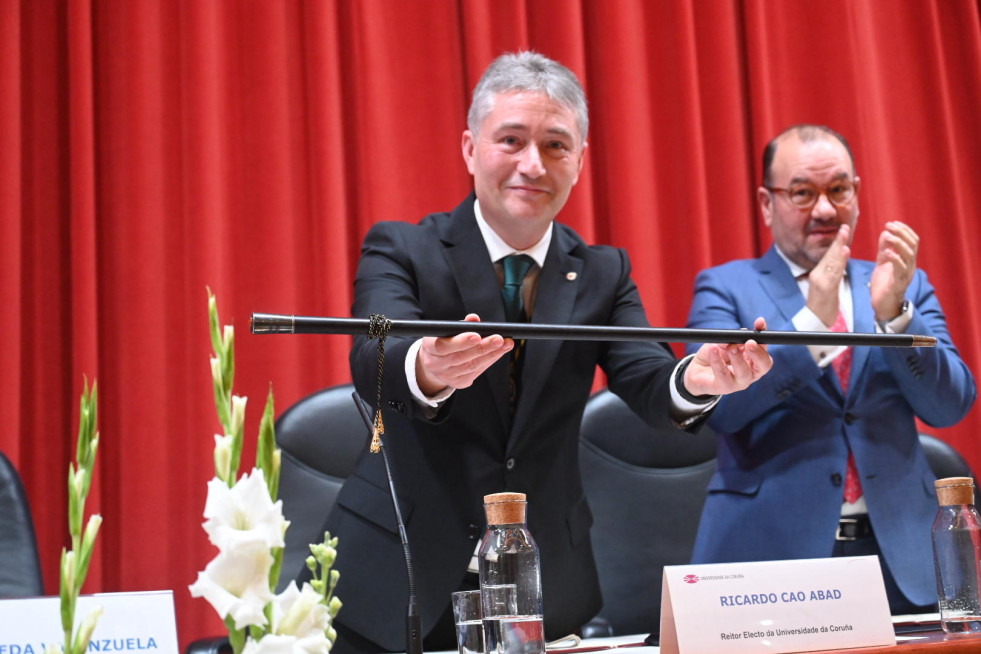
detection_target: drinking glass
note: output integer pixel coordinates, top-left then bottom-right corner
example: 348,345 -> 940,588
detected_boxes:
452,589 -> 485,654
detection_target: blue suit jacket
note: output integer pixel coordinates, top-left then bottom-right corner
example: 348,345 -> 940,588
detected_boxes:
685,245 -> 976,606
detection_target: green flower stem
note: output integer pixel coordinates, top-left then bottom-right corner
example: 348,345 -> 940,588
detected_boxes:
59,380 -> 102,654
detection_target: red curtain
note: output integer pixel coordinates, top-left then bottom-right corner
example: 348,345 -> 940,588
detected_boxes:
3,0 -> 980,646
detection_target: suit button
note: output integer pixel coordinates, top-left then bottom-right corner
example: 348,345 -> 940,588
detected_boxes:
831,472 -> 843,487
844,413 -> 856,425
505,458 -> 516,471
467,523 -> 481,540
388,400 -> 406,413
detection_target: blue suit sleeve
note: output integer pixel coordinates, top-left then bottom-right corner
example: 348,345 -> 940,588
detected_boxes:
877,270 -> 976,427
684,265 -> 824,433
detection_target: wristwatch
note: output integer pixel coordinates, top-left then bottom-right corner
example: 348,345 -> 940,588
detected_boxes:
877,299 -> 910,330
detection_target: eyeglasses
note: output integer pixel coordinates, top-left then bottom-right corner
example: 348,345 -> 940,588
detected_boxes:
766,178 -> 860,209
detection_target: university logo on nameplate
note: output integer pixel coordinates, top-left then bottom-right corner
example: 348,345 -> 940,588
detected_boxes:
659,556 -> 894,654
0,590 -> 179,653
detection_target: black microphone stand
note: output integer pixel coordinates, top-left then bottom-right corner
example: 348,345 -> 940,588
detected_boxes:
352,391 -> 424,654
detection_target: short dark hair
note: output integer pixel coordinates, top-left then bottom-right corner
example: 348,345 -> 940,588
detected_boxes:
762,124 -> 855,187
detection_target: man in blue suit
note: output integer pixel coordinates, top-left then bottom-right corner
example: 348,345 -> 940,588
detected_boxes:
686,124 -> 976,614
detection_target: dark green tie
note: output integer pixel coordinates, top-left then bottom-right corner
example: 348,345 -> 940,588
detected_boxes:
501,254 -> 534,323
501,254 -> 534,417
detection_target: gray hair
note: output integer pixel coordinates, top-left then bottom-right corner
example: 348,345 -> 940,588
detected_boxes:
467,51 -> 589,144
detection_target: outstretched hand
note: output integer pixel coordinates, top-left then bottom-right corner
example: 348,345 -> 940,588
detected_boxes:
685,317 -> 772,396
416,314 -> 513,396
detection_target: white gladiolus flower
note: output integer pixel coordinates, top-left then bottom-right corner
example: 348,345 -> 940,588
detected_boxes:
274,582 -> 332,641
202,469 -> 286,551
241,634 -> 303,654
189,542 -> 275,630
196,295 -> 340,650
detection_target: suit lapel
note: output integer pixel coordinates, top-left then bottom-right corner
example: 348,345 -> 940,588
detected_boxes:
848,261 -> 875,397
756,246 -> 806,323
758,246 -> 843,403
508,227 -> 582,449
439,197 -> 511,426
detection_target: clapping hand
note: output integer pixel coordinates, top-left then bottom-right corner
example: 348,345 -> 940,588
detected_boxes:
870,221 -> 918,322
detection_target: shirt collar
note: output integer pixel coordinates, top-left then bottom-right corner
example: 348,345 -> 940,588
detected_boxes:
474,199 -> 551,268
773,244 -> 847,280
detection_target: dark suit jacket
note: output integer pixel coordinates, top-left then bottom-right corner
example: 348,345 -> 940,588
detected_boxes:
685,245 -> 976,606
324,194 -> 684,649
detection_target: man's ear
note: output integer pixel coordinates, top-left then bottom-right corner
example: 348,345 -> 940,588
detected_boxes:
757,186 -> 773,227
572,141 -> 588,185
462,130 -> 476,174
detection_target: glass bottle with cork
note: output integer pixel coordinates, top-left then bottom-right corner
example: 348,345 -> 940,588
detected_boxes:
478,492 -> 545,654
932,476 -> 981,634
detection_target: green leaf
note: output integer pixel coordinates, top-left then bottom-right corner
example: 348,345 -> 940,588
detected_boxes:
225,616 -> 246,654
70,607 -> 103,654
269,545 -> 283,593
81,436 -> 99,498
212,362 -> 231,432
58,549 -> 72,633
75,515 -> 102,593
208,288 -> 224,357
256,388 -> 277,497
75,381 -> 92,466
68,466 -> 82,540
223,325 -> 235,392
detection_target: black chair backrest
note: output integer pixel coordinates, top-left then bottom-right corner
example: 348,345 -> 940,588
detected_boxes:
275,383 -> 370,590
0,451 -> 44,598
920,433 -> 977,503
579,389 -> 716,637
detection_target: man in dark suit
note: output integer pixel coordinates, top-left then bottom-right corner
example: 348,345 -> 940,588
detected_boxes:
685,124 -> 976,614
323,51 -> 772,654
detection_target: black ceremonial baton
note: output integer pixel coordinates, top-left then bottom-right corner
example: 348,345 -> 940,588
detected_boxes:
249,313 -> 936,348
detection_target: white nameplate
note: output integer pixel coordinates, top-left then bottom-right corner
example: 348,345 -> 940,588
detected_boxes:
659,556 -> 894,654
0,590 -> 179,654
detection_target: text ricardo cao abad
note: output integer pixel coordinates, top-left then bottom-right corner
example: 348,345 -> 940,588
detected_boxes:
716,585 -> 853,641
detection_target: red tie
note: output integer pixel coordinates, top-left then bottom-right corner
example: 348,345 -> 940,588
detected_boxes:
830,310 -> 852,393
831,310 -> 862,503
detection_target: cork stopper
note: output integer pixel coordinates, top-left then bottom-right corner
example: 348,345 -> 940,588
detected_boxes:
935,477 -> 976,506
484,492 -> 527,525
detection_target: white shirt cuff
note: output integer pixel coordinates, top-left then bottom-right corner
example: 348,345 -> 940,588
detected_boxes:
877,301 -> 913,334
670,354 -> 720,416
793,307 -> 847,368
406,339 -> 455,408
